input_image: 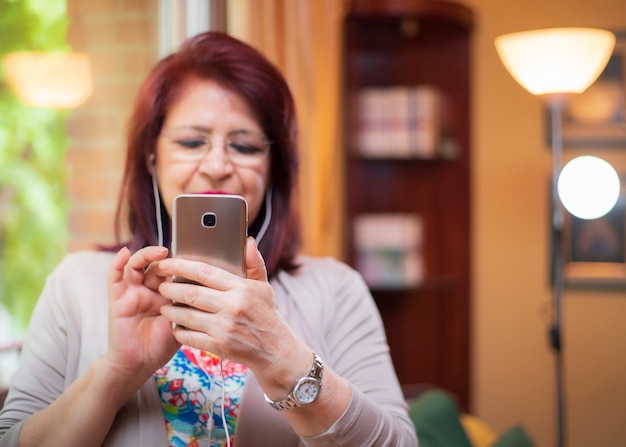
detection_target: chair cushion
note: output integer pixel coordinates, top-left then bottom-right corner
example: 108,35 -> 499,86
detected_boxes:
408,389 -> 473,447
491,425 -> 535,447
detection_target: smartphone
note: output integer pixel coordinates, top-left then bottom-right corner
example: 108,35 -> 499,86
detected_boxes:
172,194 -> 248,282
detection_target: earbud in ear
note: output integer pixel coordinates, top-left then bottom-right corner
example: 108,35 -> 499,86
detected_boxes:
149,153 -> 156,165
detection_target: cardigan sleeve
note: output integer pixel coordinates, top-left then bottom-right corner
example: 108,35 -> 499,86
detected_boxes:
0,262 -> 71,443
0,252 -> 110,445
280,257 -> 418,446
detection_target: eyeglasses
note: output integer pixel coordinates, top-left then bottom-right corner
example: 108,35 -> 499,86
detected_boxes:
160,128 -> 271,167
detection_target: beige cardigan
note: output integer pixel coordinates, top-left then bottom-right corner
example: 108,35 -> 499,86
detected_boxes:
0,251 -> 417,446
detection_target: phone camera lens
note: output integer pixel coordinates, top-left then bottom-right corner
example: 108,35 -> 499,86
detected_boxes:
202,212 -> 216,227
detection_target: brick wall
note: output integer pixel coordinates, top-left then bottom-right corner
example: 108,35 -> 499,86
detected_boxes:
65,0 -> 158,251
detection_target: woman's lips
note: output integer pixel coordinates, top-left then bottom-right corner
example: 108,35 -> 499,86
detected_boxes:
195,190 -> 230,195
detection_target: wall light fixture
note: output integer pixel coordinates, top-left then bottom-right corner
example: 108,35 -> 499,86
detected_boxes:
2,51 -> 92,109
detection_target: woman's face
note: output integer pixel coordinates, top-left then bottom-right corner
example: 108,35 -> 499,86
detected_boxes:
155,77 -> 271,224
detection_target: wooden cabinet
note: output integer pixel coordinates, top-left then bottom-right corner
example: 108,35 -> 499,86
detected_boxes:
342,0 -> 473,409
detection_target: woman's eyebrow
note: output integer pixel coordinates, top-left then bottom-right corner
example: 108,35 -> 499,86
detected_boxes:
187,125 -> 212,132
166,125 -> 263,136
161,125 -> 210,134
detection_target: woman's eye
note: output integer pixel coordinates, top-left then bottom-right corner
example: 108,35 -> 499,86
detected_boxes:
177,139 -> 205,149
229,142 -> 263,155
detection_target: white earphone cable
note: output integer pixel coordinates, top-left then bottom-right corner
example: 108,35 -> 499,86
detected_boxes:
220,359 -> 231,447
151,163 -> 164,247
205,358 -> 231,447
255,188 -> 272,244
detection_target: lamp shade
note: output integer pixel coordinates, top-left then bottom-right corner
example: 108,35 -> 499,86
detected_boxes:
495,28 -> 615,96
2,51 -> 93,109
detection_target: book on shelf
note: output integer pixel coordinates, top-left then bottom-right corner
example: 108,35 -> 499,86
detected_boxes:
353,213 -> 424,289
357,85 -> 441,159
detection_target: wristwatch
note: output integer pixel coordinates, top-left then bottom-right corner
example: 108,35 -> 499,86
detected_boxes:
264,352 -> 324,411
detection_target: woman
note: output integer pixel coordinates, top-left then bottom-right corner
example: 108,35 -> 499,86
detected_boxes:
0,31 -> 417,446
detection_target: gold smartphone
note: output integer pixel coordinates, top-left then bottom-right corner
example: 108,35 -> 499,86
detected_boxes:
172,194 -> 248,282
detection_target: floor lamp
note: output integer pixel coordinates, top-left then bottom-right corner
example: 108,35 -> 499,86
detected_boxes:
495,28 -> 617,447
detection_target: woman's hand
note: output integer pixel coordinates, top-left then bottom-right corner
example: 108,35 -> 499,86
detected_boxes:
105,246 -> 180,385
156,238 -> 353,438
157,237 -> 309,382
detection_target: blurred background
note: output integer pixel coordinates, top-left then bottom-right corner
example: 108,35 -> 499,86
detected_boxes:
1,1 -> 626,446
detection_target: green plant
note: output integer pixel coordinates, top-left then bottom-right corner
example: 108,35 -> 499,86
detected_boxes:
0,0 -> 69,328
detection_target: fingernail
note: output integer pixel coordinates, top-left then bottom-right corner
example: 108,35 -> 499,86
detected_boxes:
159,259 -> 171,269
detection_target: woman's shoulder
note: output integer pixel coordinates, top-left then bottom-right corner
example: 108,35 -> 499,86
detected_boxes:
275,256 -> 379,350
292,255 -> 360,281
55,250 -> 115,274
290,255 -> 360,282
50,250 -> 116,281
277,255 -> 369,299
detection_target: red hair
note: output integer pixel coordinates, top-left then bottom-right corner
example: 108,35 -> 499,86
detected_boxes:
108,32 -> 301,278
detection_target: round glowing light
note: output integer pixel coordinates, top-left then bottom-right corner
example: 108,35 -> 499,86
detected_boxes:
557,156 -> 620,219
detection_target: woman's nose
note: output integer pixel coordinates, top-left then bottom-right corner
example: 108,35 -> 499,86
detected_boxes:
197,141 -> 235,178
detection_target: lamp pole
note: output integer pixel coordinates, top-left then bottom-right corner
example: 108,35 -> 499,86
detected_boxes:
548,98 -> 566,447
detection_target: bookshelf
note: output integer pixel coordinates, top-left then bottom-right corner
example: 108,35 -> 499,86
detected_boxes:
343,0 -> 473,408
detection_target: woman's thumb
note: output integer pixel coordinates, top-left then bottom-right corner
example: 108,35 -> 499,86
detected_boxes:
245,236 -> 268,282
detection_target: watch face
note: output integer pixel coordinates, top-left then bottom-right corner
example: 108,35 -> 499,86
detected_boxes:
294,377 -> 320,404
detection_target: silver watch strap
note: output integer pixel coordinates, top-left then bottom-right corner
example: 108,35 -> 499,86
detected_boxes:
264,352 -> 324,411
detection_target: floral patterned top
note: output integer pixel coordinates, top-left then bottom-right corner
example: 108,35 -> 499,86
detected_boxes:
154,347 -> 248,447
